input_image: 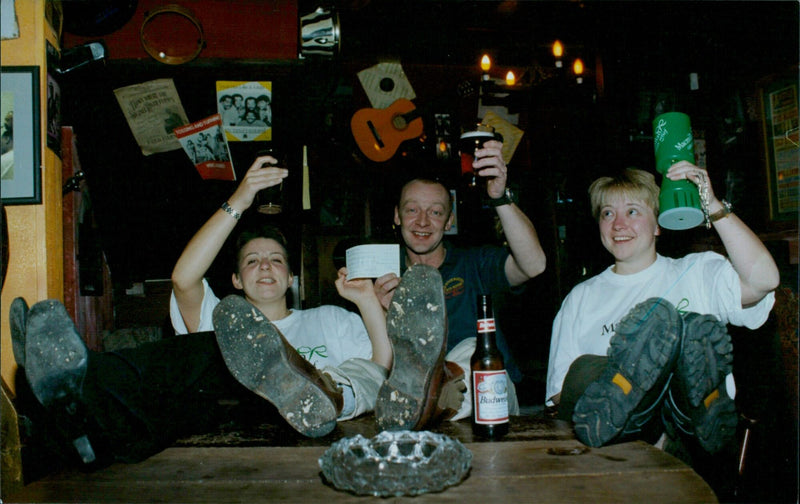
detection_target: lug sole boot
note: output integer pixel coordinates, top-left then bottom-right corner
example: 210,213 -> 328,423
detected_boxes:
573,298 -> 682,447
375,264 -> 447,431
666,312 -> 737,454
212,295 -> 343,438
24,299 -> 97,464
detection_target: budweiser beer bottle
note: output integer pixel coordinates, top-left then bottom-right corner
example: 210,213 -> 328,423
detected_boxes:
471,294 -> 509,439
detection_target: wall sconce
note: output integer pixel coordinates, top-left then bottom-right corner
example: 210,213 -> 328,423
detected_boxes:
573,58 -> 584,84
552,40 -> 564,68
505,71 -> 516,86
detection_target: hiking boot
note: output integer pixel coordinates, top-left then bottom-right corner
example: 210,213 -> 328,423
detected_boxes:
665,312 -> 737,454
212,295 -> 343,438
573,298 -> 682,447
10,297 -> 28,367
24,299 -> 98,464
375,264 -> 448,431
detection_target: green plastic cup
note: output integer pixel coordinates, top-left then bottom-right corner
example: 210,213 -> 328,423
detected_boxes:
652,112 -> 704,230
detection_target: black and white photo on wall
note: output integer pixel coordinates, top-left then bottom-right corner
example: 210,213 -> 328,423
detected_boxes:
46,40 -> 61,156
1,65 -> 41,205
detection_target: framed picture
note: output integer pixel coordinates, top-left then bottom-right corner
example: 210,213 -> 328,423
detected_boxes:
46,41 -> 61,156
759,68 -> 799,222
1,66 -> 41,205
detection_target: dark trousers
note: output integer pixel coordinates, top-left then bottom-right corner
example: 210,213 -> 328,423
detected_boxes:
556,354 -> 607,422
77,332 -> 264,462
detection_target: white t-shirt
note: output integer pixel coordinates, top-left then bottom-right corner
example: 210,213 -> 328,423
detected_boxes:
170,279 -> 372,369
545,252 -> 775,404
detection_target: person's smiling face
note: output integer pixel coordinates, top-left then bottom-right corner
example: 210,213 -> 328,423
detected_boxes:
598,194 -> 660,274
394,180 -> 453,261
232,237 -> 293,304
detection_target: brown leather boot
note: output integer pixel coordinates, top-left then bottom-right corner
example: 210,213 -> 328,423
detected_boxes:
213,295 -> 343,438
433,361 -> 467,422
375,264 -> 449,431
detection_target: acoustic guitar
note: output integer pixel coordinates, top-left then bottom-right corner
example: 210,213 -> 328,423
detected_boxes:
350,98 -> 424,162
350,81 -> 476,162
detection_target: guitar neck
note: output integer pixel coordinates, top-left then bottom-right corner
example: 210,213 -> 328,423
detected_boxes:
392,81 -> 474,129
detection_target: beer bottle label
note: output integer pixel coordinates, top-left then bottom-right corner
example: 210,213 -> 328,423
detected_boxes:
472,370 -> 509,424
477,317 -> 496,333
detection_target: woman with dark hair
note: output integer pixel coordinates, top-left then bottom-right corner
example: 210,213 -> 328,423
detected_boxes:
12,154 -> 394,469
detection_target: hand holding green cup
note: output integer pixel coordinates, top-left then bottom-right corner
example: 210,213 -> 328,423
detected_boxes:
652,112 -> 704,230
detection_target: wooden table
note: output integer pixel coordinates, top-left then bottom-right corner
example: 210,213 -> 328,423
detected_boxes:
7,416 -> 718,503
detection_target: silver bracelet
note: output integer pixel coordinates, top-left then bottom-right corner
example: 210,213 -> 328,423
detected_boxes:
221,201 -> 241,221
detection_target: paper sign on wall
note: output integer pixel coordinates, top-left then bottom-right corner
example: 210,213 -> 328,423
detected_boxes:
481,110 -> 524,164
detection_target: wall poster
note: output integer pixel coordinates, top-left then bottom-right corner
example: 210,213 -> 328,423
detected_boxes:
173,114 -> 235,181
216,80 -> 272,142
760,70 -> 799,221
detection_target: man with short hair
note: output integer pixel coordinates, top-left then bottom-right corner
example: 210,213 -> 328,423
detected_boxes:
373,138 -> 547,429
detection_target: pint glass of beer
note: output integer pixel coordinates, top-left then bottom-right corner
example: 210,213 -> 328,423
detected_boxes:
459,123 -> 496,187
254,149 -> 285,215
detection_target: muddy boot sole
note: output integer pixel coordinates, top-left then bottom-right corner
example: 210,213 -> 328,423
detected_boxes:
25,300 -> 89,410
24,299 -> 96,464
375,264 -> 446,431
213,295 -> 338,438
573,298 -> 681,447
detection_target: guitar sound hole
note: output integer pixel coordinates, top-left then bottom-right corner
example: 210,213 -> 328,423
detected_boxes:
366,120 -> 384,147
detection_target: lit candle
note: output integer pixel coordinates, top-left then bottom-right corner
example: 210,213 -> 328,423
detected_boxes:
552,40 -> 563,68
573,58 -> 584,83
505,71 -> 516,86
480,54 -> 491,72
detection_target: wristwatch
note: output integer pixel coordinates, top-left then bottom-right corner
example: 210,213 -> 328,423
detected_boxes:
708,199 -> 733,223
489,188 -> 515,207
221,201 -> 242,221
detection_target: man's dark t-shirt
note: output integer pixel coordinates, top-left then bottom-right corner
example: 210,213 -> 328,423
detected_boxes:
401,241 -> 523,382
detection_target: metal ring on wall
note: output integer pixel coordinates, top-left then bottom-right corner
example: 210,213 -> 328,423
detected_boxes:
140,4 -> 205,65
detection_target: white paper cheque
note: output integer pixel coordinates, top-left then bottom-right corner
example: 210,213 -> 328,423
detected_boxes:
346,244 -> 401,280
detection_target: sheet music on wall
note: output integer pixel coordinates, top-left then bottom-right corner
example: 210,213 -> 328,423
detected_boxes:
216,80 -> 272,142
173,114 -> 235,181
113,78 -> 189,155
